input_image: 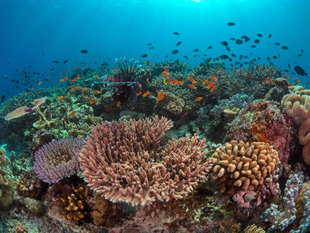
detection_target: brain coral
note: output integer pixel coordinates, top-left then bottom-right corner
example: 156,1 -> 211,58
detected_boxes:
211,140 -> 280,208
34,139 -> 84,183
79,116 -> 211,206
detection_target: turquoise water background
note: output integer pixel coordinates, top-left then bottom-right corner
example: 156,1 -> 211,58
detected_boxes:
0,0 -> 309,98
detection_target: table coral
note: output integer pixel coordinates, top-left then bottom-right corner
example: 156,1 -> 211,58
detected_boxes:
210,140 -> 280,208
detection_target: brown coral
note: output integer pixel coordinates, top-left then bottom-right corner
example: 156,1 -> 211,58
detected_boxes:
56,183 -> 90,221
211,140 -> 280,207
244,224 -> 265,233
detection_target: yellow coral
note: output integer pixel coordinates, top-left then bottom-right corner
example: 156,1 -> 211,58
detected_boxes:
244,224 -> 265,233
211,140 -> 280,196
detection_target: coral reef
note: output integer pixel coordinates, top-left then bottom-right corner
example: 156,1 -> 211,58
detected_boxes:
80,116 -> 212,206
210,140 -> 280,209
33,139 -> 84,183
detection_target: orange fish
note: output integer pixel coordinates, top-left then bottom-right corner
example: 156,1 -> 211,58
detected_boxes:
210,76 -> 218,81
116,101 -> 121,107
58,96 -> 63,102
217,70 -> 221,75
206,82 -> 215,89
70,86 -> 81,92
210,85 -> 217,93
70,79 -> 77,84
188,75 -> 197,84
84,97 -> 89,100
90,98 -> 97,104
136,91 -> 142,96
37,91 -> 41,94
294,78 -> 300,83
188,84 -> 197,90
156,95 -> 164,101
68,111 -> 77,117
161,70 -> 169,76
158,92 -> 165,96
38,81 -> 42,86
144,60 -> 150,63
164,77 -> 171,85
195,97 -> 203,101
93,90 -> 100,94
170,80 -> 179,85
82,88 -> 87,93
202,80 -> 209,85
65,108 -> 69,112
93,74 -> 99,78
288,82 -> 293,86
64,120 -> 67,125
148,64 -> 152,68
284,74 -> 290,79
146,77 -> 150,84
60,76 -> 68,82
177,81 -> 184,85
164,66 -> 169,70
142,91 -> 150,97
267,77 -> 273,83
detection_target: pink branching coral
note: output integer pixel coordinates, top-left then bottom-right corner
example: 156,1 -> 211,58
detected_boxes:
79,116 -> 211,206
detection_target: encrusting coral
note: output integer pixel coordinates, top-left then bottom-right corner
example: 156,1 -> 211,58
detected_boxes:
210,140 -> 280,208
80,115 -> 212,206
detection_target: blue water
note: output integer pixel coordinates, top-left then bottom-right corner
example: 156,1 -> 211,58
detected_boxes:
0,0 -> 309,98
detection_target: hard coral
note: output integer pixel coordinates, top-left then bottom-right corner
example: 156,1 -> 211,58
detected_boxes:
211,140 -> 280,208
17,171 -> 46,199
34,138 -> 84,183
80,116 -> 211,206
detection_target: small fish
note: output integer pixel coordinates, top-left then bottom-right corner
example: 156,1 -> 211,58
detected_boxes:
268,34 -> 272,38
156,95 -> 164,101
221,41 -> 228,46
281,46 -> 289,50
236,39 -> 243,45
206,82 -> 215,89
142,91 -> 150,97
146,77 -> 150,84
149,46 -> 154,49
210,85 -> 217,92
195,97 -> 203,101
58,96 -> 63,102
220,54 -> 229,59
80,49 -> 88,53
52,60 -> 60,63
163,77 -> 170,85
254,39 -> 260,44
161,70 -> 169,76
257,33 -> 263,37
187,75 -> 197,84
172,49 -> 179,54
158,92 -> 165,96
144,60 -> 150,63
207,46 -> 212,49
283,74 -> 290,79
251,45 -> 256,48
294,65 -> 307,76
176,41 -> 182,46
68,110 -> 77,117
38,81 -> 42,85
193,49 -> 199,52
93,90 -> 100,94
294,78 -> 300,83
147,43 -> 152,46
82,88 -> 87,93
275,42 -> 280,46
70,86 -> 82,92
136,91 -> 142,96
116,101 -> 121,107
226,22 -> 235,26
188,84 -> 197,89
173,32 -> 180,35
202,80 -> 209,85
84,97 -> 89,100
60,77 -> 68,82
170,80 -> 179,85
210,76 -> 218,81
141,54 -> 148,58
90,98 -> 97,104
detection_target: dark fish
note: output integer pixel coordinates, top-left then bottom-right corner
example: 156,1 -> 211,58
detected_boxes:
226,47 -> 231,52
301,49 -> 304,53
149,46 -> 154,49
140,54 -> 148,58
63,60 -> 68,64
281,46 -> 289,50
147,43 -> 152,46
207,46 -> 212,49
184,56 -> 188,60
298,53 -> 302,57
176,41 -> 182,46
1,95 -> 5,100
251,45 -> 256,48
231,53 -> 237,57
52,60 -> 60,63
172,50 -> 179,54
275,42 -> 280,46
273,56 -> 278,59
288,64 -> 291,69
294,65 -> 307,76
284,69 -> 289,73
221,41 -> 228,46
227,22 -> 235,26
254,39 -> 260,44
220,54 -> 229,59
268,34 -> 272,38
173,32 -> 180,35
236,39 -> 243,44
193,49 -> 199,52
257,33 -> 263,37
80,49 -> 88,53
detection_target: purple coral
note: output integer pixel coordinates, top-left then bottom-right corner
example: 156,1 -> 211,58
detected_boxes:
34,139 -> 84,183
